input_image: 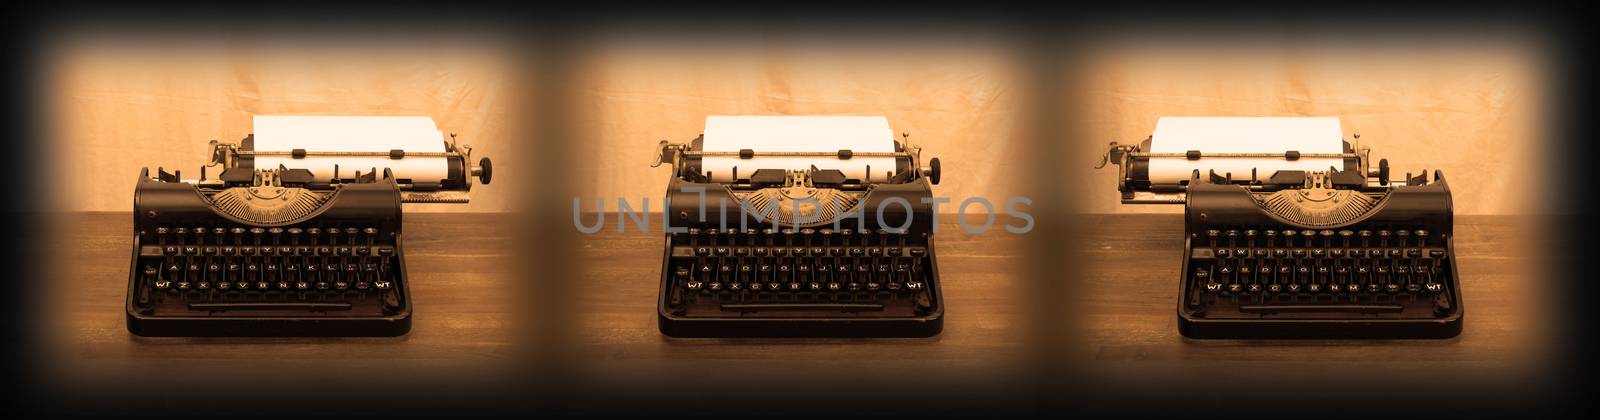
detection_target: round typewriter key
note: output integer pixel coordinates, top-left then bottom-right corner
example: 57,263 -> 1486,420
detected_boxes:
364,227 -> 378,235
345,228 -> 358,234
1301,230 -> 1314,237
1415,230 -> 1429,237
1359,230 -> 1372,237
231,227 -> 245,234
296,282 -> 310,290
1248,284 -> 1262,293
196,282 -> 210,290
1426,283 -> 1443,293
907,282 -> 925,291
308,228 -> 321,235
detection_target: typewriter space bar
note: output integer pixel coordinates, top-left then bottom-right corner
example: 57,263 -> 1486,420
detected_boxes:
1239,304 -> 1404,314
720,303 -> 884,312
189,303 -> 353,312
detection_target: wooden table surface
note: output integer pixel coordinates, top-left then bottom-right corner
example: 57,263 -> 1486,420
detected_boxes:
39,212 -> 1550,414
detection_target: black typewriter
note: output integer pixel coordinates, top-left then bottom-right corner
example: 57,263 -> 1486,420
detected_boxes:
127,116 -> 491,337
1098,117 -> 1460,339
650,116 -> 944,338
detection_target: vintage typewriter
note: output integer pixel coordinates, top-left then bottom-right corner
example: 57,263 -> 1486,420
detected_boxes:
127,116 -> 491,337
1096,117 -> 1460,339
650,116 -> 944,337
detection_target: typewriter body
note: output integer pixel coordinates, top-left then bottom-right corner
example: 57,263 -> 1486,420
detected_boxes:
127,116 -> 491,337
1098,117 -> 1460,339
651,116 -> 944,338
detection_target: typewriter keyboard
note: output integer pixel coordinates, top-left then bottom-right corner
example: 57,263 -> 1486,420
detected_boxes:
131,225 -> 404,317
1186,226 -> 1456,319
664,228 -> 937,318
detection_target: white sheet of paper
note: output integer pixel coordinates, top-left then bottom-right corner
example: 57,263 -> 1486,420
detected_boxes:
252,115 -> 451,183
1148,116 -> 1346,184
700,115 -> 898,182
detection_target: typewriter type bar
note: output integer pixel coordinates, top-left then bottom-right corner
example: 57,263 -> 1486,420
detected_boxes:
1097,117 -> 1461,339
126,116 -> 491,337
651,116 -> 944,338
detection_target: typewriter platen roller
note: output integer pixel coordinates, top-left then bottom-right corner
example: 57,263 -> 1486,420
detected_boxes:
651,116 -> 944,338
126,116 -> 491,337
1097,117 -> 1461,339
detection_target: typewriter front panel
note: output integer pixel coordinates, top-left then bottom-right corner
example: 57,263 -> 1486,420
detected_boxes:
127,181 -> 411,337
1176,180 -> 1461,339
657,180 -> 943,338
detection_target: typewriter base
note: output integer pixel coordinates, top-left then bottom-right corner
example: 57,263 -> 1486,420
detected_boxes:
1177,314 -> 1462,339
126,314 -> 411,337
658,314 -> 943,338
